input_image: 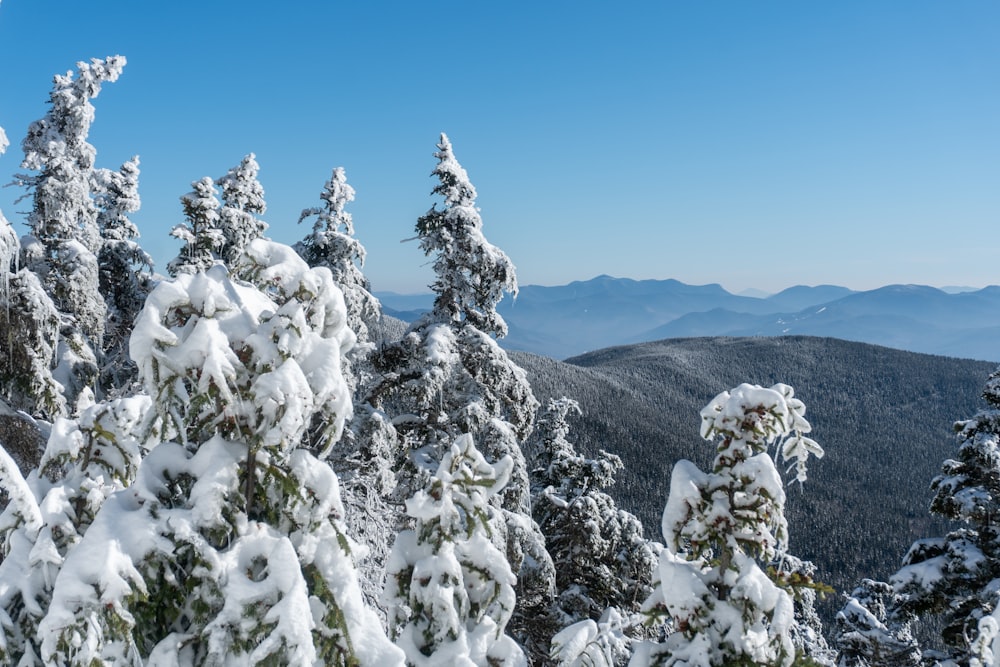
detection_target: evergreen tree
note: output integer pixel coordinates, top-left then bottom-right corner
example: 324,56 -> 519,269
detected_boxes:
293,166 -> 402,616
531,397 -> 658,646
415,133 -> 516,337
0,394 -> 151,664
631,383 -> 826,667
780,554 -> 834,663
34,240 -> 402,665
168,176 -> 224,276
371,133 -> 554,662
295,166 -> 381,346
0,269 -> 67,420
890,367 -> 1000,665
14,56 -> 126,410
331,402 -> 405,618
834,579 -> 920,667
93,156 -> 152,393
0,123 -> 65,419
217,153 -> 267,267
384,433 -> 525,666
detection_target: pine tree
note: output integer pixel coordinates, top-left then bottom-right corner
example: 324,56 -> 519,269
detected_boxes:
780,554 -> 834,663
415,133 -> 516,336
0,269 -> 67,420
93,156 -> 152,394
14,56 -> 126,410
35,240 -> 402,665
0,394 -> 150,664
384,433 -> 526,666
631,383 -> 826,667
889,367 -> 1000,665
0,124 -> 65,419
331,402 -> 405,618
531,397 -> 658,648
293,166 -> 402,616
217,153 -> 267,267
371,133 -> 554,662
295,166 -> 381,346
168,176 -> 224,276
834,579 -> 920,667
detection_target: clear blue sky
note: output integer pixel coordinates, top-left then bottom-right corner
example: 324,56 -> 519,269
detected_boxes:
1,1 -> 997,295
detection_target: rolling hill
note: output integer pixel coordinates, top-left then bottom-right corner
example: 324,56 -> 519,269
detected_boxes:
510,336 -> 997,602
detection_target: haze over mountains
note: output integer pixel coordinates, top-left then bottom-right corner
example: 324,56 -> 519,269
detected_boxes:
378,276 -> 1000,361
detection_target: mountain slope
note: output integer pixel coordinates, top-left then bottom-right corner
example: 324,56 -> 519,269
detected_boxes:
512,336 -> 996,599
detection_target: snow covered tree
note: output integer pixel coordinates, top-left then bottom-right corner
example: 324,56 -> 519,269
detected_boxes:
0,269 -> 67,420
167,176 -> 223,276
93,156 -> 152,394
780,554 -> 834,663
292,165 -> 403,615
331,402 -> 404,617
0,394 -> 150,664
13,56 -> 126,410
834,579 -> 920,667
296,166 -> 381,346
889,367 -> 1000,665
34,241 -> 402,665
531,397 -> 658,648
371,133 -> 554,662
415,133 -> 516,336
0,124 -> 65,419
384,433 -> 525,666
217,153 -> 267,267
631,382 -> 826,667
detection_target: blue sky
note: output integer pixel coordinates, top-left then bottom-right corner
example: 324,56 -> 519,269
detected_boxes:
0,1 -> 997,295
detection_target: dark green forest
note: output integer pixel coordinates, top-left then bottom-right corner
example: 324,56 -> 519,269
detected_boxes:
515,336 -> 995,600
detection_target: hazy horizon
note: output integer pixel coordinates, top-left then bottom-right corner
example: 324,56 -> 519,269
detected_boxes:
373,274 -> 994,298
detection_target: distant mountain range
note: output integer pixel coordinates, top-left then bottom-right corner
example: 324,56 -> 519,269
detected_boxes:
377,276 -> 1000,361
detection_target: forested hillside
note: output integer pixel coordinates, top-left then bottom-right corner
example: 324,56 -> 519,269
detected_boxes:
514,337 -> 996,597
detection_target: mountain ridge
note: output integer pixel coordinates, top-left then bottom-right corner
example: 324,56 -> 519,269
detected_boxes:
378,276 -> 1000,361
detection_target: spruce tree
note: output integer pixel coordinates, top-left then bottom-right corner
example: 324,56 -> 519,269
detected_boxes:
293,166 -> 403,615
890,367 -> 1000,665
217,153 -> 267,267
35,240 -> 402,665
14,56 -> 126,411
0,131 -> 65,419
93,156 -> 152,394
631,383 -> 826,667
531,397 -> 658,647
415,134 -> 516,336
834,579 -> 920,667
0,270 -> 65,420
0,394 -> 151,664
384,433 -> 525,666
371,133 -> 554,662
296,166 -> 381,346
168,176 -> 224,276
